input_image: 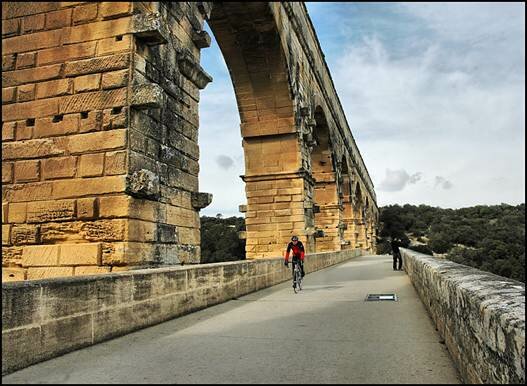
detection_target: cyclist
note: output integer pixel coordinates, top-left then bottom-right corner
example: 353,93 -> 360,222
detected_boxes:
284,236 -> 305,282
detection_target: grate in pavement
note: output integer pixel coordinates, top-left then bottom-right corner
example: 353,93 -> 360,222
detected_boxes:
365,293 -> 398,301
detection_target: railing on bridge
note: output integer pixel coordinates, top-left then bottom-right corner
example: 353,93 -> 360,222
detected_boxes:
401,248 -> 525,384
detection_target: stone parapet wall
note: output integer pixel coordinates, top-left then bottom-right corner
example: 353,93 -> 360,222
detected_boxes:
2,248 -> 364,375
401,248 -> 525,384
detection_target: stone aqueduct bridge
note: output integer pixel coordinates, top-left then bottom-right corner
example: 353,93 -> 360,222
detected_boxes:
2,1 -> 378,281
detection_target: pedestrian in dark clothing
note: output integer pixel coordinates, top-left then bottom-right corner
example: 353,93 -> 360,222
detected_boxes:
391,238 -> 403,271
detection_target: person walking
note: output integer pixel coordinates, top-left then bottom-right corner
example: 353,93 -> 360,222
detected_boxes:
391,237 -> 403,271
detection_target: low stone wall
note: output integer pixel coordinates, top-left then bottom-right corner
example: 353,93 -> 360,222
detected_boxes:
2,249 -> 364,375
401,248 -> 525,384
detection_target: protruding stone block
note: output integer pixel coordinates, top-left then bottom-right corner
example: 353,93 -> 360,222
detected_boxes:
192,29 -> 211,49
177,50 -> 212,90
130,83 -> 164,109
239,204 -> 247,213
191,192 -> 212,210
131,13 -> 168,45
126,169 -> 160,199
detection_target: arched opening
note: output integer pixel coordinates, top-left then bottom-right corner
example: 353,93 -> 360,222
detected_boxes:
353,182 -> 364,249
198,20 -> 246,263
310,107 -> 340,252
340,156 -> 354,249
204,2 -> 307,258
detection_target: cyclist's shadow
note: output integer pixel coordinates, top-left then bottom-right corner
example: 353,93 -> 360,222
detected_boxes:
298,284 -> 344,292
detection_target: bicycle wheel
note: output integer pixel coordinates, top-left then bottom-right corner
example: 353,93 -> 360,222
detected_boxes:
293,267 -> 299,293
294,268 -> 301,293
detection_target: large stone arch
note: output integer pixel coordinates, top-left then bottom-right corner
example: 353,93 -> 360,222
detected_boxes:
1,1 -> 379,281
309,106 -> 341,252
206,2 -> 311,258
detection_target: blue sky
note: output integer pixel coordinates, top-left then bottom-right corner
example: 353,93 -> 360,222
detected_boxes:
198,2 -> 525,217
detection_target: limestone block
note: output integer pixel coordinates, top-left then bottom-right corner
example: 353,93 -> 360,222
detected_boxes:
2,97 -> 60,121
101,69 -> 129,90
66,129 -> 127,154
17,84 -> 35,102
51,175 -> 126,199
59,88 -> 127,115
73,73 -> 101,93
2,29 -> 62,55
26,199 -> 76,223
126,169 -> 160,199
2,202 -> 9,223
2,267 -> 26,282
77,198 -> 98,220
102,106 -> 128,130
78,153 -> 104,177
74,265 -> 111,276
2,162 -> 13,184
2,54 -> 17,71
2,18 -> 20,38
128,219 -> 157,242
3,138 -> 65,161
37,41 -> 97,66
46,8 -> 73,29
7,203 -> 26,223
100,2 -> 132,18
62,17 -> 132,45
11,224 -> 40,245
16,52 -> 36,69
15,120 -> 33,140
97,35 -> 132,56
22,244 -> 60,267
35,79 -> 73,99
3,64 -> 63,87
72,3 -> 98,24
158,224 -> 178,243
14,160 -> 40,183
41,156 -> 77,180
2,122 -> 16,141
22,14 -> 46,33
63,53 -> 130,77
6,182 -> 53,203
79,110 -> 102,133
26,266 -> 74,280
59,242 -> 102,266
2,224 -> 11,245
98,195 -> 130,218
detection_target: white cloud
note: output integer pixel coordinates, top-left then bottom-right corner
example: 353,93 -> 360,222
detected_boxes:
331,4 -> 524,208
379,169 -> 423,191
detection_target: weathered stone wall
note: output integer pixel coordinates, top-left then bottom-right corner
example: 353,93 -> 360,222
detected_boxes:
401,248 -> 525,384
1,2 -> 212,280
1,248 -> 364,375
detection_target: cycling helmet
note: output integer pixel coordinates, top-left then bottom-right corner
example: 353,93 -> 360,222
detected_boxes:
291,236 -> 299,241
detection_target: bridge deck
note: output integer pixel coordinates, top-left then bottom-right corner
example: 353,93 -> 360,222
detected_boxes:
2,255 -> 461,384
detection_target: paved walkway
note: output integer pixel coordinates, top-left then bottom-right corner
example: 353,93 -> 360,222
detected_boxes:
3,255 -> 461,384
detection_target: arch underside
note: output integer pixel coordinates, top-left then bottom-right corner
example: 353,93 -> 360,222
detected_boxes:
207,2 -> 378,256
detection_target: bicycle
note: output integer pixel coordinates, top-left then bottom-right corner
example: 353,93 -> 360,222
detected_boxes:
292,259 -> 303,293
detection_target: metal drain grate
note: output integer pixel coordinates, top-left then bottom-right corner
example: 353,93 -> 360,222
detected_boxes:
365,293 -> 398,301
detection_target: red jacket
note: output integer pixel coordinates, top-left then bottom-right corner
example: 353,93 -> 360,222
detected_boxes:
285,241 -> 305,262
